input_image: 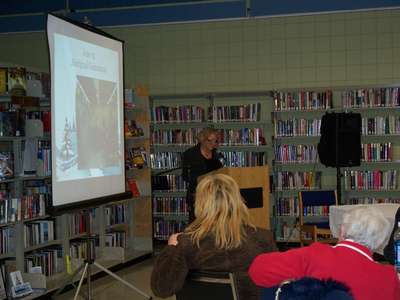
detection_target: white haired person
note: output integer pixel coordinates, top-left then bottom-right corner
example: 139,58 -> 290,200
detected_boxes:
249,206 -> 400,300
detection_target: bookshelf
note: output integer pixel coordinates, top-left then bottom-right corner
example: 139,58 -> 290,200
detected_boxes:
149,92 -> 273,242
271,87 -> 400,243
0,66 -> 153,297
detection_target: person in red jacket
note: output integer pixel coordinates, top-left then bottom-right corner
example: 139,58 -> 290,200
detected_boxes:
249,206 -> 400,300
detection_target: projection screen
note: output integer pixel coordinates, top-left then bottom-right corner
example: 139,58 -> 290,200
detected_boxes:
47,14 -> 126,209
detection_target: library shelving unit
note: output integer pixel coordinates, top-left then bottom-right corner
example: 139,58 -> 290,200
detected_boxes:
0,93 -> 65,292
271,90 -> 337,242
271,87 -> 400,243
340,87 -> 400,206
149,92 -> 273,243
0,89 -> 153,297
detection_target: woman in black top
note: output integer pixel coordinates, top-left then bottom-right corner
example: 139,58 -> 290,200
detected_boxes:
182,128 -> 222,222
384,207 -> 400,264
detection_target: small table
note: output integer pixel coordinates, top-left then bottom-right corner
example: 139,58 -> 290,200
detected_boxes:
329,203 -> 400,254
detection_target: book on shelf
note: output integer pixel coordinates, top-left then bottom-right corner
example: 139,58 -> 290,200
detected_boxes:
0,198 -> 20,225
128,179 -> 140,197
124,88 -> 136,108
126,146 -> 147,169
0,111 -> 24,137
124,120 -> 144,137
7,67 -> 26,97
26,71 -> 43,98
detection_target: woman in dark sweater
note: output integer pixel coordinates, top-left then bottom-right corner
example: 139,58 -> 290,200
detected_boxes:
182,128 -> 223,223
151,173 -> 277,300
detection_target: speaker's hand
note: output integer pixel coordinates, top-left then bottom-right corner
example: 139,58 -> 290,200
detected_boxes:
168,233 -> 181,246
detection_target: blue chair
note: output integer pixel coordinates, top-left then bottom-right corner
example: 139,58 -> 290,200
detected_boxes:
298,190 -> 338,246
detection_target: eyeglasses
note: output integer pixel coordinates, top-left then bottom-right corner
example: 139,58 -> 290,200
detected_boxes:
206,138 -> 218,144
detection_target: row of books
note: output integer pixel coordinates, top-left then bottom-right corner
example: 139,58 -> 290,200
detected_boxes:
0,198 -> 19,224
24,220 -> 55,248
342,88 -> 400,108
362,116 -> 400,136
275,197 -> 299,217
274,144 -> 319,164
66,213 -> 87,237
302,206 -> 330,217
0,67 -> 50,97
70,241 -> 91,260
153,218 -> 187,240
23,179 -> 50,195
104,204 -> 126,226
343,170 -> 398,191
151,128 -> 202,145
37,141 -> 51,176
273,115 -> 400,137
151,175 -> 187,191
361,143 -> 393,162
152,197 -> 188,215
25,247 -> 64,276
343,197 -> 400,205
217,128 -> 265,145
222,151 -> 265,167
152,105 -> 205,123
0,227 -> 15,254
150,152 -> 181,169
152,103 -> 262,123
274,118 -> 321,137
105,231 -> 126,248
273,90 -> 333,111
22,194 -> 50,220
0,260 -> 17,299
275,171 -> 322,190
209,104 -> 261,122
275,196 -> 400,216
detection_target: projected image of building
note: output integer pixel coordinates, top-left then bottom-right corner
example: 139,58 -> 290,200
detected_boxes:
75,75 -> 121,170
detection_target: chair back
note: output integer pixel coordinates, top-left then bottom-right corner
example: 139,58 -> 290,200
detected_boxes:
299,190 -> 337,224
176,270 -> 239,300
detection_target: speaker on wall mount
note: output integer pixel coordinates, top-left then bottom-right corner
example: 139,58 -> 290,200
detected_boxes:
317,112 -> 362,168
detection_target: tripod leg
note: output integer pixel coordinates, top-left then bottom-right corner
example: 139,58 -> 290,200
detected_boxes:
53,262 -> 86,298
73,263 -> 89,300
93,261 -> 152,300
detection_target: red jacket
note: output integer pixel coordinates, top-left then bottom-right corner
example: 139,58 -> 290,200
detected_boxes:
248,240 -> 400,300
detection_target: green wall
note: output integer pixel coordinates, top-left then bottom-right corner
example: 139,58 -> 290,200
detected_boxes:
1,9 -> 400,94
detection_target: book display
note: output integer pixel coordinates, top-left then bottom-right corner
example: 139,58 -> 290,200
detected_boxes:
149,92 -> 272,241
271,88 -> 400,242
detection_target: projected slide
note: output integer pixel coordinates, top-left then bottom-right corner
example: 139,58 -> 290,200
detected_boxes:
53,34 -> 122,182
48,14 -> 125,207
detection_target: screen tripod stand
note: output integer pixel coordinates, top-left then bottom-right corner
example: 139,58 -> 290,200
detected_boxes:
53,209 -> 152,300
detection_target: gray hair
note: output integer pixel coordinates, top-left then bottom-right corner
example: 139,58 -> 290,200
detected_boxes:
342,206 -> 391,251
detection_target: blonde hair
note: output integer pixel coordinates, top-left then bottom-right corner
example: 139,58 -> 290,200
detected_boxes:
184,173 -> 255,249
197,127 -> 218,143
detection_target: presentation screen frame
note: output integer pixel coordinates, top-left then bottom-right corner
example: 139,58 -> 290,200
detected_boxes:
46,13 -> 130,213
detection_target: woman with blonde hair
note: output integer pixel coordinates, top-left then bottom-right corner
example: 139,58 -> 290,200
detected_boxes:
151,173 -> 276,300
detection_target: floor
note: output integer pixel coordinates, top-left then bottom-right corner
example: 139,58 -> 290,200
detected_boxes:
56,258 -> 175,300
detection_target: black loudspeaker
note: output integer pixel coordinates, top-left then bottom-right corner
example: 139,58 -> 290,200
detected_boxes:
317,112 -> 361,167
